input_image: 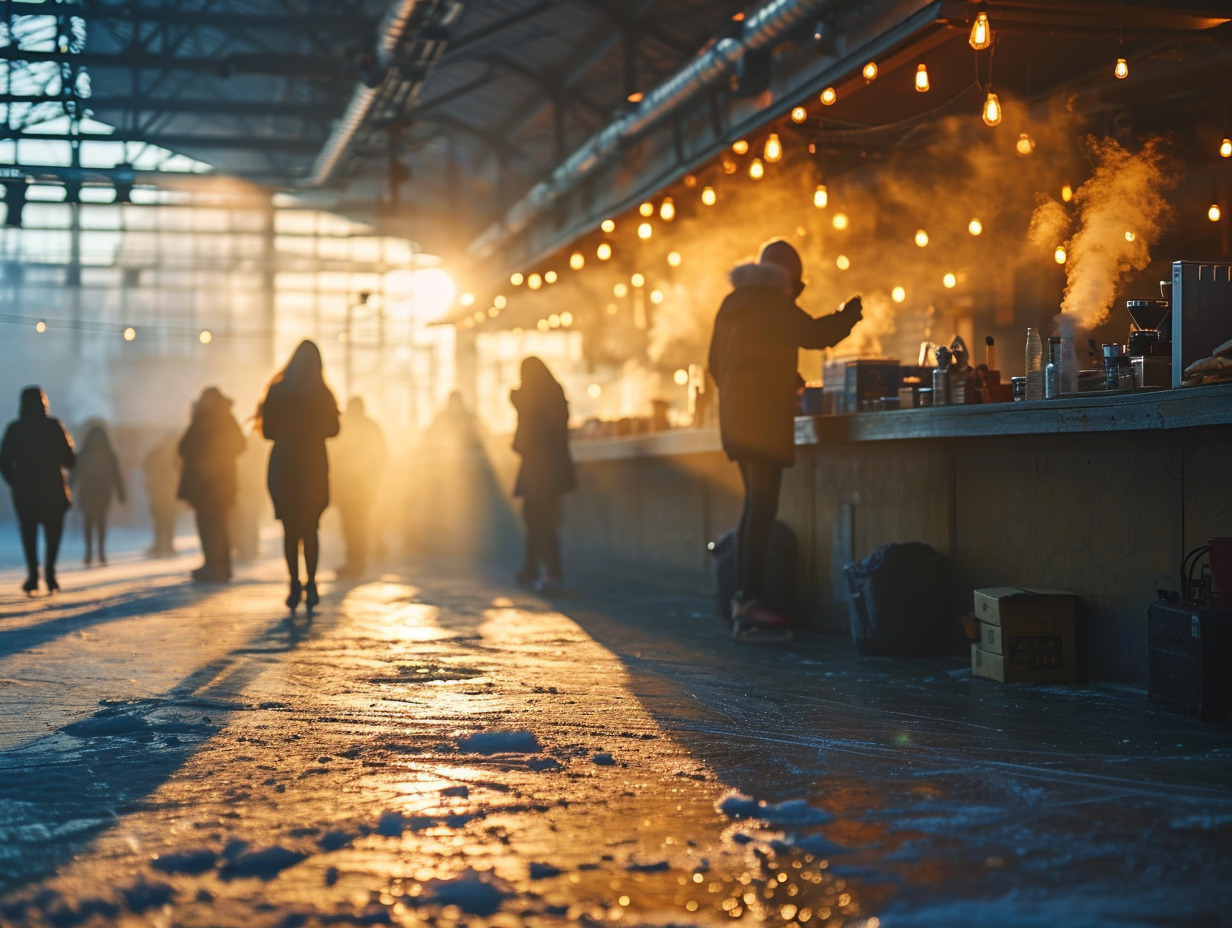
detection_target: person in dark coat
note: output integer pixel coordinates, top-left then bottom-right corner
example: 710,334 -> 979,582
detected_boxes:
72,424 -> 126,566
510,356 -> 576,592
177,387 -> 246,583
142,432 -> 181,557
257,339 -> 339,612
707,238 -> 862,640
0,386 -> 75,595
331,396 -> 387,578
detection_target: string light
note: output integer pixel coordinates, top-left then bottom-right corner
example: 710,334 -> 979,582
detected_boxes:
673,368 -> 689,386
650,290 -> 664,305
862,61 -> 878,81
560,311 -> 574,326
199,330 -> 212,344
820,87 -> 836,105
597,242 -> 612,260
1016,133 -> 1035,155
548,313 -> 561,327
982,92 -> 1002,126
832,212 -> 848,230
601,219 -> 616,232
721,156 -> 738,175
915,63 -> 930,92
667,251 -> 682,267
493,294 -> 507,309
587,383 -> 601,399
791,106 -> 807,123
943,273 -> 957,289
813,185 -> 828,208
1221,138 -> 1232,158
569,252 -> 585,270
639,201 -> 654,217
613,282 -> 629,297
836,255 -> 850,270
630,272 -> 645,287
732,139 -> 749,155
915,229 -> 929,247
701,186 -> 717,206
638,222 -> 653,240
544,270 -> 558,284
1115,57 -> 1128,79
1061,184 -> 1074,202
660,197 -> 675,221
473,310 -> 485,323
123,326 -> 136,340
487,306 -> 499,317
459,293 -> 475,306
1211,204 -> 1223,222
891,286 -> 906,303
1054,246 -> 1067,264
35,320 -> 46,333
749,158 -> 765,180
969,9 -> 991,50
537,319 -> 549,331
764,133 -> 783,162
510,272 -> 524,286
527,273 -> 543,290
969,218 -> 983,235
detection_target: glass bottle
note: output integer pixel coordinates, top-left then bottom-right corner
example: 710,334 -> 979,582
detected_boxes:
1025,327 -> 1044,401
1044,336 -> 1061,399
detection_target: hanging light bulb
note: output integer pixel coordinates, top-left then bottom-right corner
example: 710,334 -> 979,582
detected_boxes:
638,221 -> 653,239
35,320 -> 47,333
548,313 -> 561,327
660,197 -> 675,221
1054,246 -> 1067,264
544,270 -> 558,284
493,294 -> 507,309
560,311 -> 574,326
749,158 -> 765,180
1016,132 -> 1036,155
667,251 -> 682,267
639,201 -> 654,217
1061,184 -> 1074,202
597,242 -> 612,260
791,106 -> 807,123
764,133 -> 783,162
832,212 -> 849,231
891,286 -> 906,303
613,283 -> 629,298
813,185 -> 828,208
862,61 -> 878,81
969,9 -> 991,50
701,186 -> 717,206
915,63 -> 930,92
199,330 -> 213,344
969,218 -> 983,235
123,326 -> 136,340
732,139 -> 749,155
1220,138 -> 1232,158
820,87 -> 837,105
1115,57 -> 1128,79
630,272 -> 645,288
1210,204 -> 1223,222
721,156 -> 738,175
601,218 -> 616,233
915,229 -> 929,247
836,255 -> 850,270
569,252 -> 585,270
510,272 -> 524,286
459,293 -> 475,306
982,92 -> 1002,126
527,273 -> 543,290
942,273 -> 957,289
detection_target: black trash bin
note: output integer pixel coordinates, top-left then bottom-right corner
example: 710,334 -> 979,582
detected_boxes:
844,542 -> 956,655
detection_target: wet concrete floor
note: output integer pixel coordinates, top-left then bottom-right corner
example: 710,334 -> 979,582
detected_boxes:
0,544 -> 1229,927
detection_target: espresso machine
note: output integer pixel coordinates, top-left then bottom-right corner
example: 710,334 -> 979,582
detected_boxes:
1126,296 -> 1172,388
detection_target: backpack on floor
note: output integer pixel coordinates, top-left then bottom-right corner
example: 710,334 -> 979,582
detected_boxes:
709,521 -> 798,625
843,542 -> 956,656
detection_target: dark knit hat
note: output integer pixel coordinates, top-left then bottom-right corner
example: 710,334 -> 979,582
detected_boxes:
758,238 -> 803,284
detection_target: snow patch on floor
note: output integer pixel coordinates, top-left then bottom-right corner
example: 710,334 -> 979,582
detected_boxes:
716,790 -> 832,826
456,730 -> 542,755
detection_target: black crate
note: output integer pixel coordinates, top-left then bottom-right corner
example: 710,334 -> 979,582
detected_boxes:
1147,601 -> 1232,720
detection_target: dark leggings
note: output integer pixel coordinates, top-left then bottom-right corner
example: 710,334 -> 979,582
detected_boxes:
83,510 -> 108,563
282,517 -> 320,585
19,513 -> 65,581
737,456 -> 783,603
195,506 -> 232,578
521,494 -> 562,577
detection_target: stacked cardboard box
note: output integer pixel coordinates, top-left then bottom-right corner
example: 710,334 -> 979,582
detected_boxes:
971,587 -> 1080,683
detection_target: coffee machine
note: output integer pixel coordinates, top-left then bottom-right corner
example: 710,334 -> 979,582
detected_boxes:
1126,297 -> 1172,388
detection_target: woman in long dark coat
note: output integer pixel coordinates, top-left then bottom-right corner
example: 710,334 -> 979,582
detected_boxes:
73,424 -> 126,566
257,340 -> 339,612
0,386 -> 75,594
177,387 -> 246,583
510,356 -> 576,592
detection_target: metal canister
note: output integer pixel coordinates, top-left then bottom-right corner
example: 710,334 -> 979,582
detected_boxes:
931,368 -> 950,406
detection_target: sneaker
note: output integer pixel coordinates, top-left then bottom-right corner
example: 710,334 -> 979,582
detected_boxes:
730,599 -> 793,643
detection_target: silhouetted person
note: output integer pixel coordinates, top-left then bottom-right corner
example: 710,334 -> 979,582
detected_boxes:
331,396 -> 387,578
708,238 -> 862,641
510,357 -> 576,592
73,424 -> 125,566
231,429 -> 267,564
142,432 -> 181,557
0,386 -> 75,595
258,340 -> 339,613
177,387 -> 245,583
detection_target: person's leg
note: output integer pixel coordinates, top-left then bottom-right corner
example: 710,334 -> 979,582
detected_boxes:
304,520 -> 320,608
283,521 -> 302,607
539,494 -> 563,579
736,457 -> 782,605
83,511 -> 95,565
98,510 -> 109,565
18,515 -> 39,590
44,514 -> 64,591
337,504 -> 359,574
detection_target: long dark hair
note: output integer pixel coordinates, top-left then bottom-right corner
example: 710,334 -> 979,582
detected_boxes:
255,340 -> 330,429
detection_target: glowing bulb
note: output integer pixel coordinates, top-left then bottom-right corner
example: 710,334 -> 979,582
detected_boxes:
597,242 -> 612,261
1115,57 -> 1128,79
673,368 -> 689,386
650,289 -> 664,304
863,61 -> 878,81
544,270 -> 558,284
982,92 -> 1001,126
569,252 -> 585,270
1124,230 -> 1136,242
1061,184 -> 1074,202
791,106 -> 807,123
722,156 -> 738,175
601,218 -> 616,233
914,229 -> 929,247
536,319 -> 549,331
199,330 -> 212,344
637,222 -> 652,240
473,311 -> 485,323
1016,133 -> 1035,155
587,383 -> 601,399
836,255 -> 850,270
510,272 -> 524,286
488,306 -> 499,317
1221,138 -> 1232,158
701,186 -> 717,206
560,311 -> 573,326
1210,204 -> 1222,222
968,218 -> 983,235
1054,246 -> 1067,264
631,272 -> 645,287
969,10 -> 991,50
764,133 -> 782,163
493,294 -> 507,309
942,272 -> 957,289
613,282 -> 629,298
915,63 -> 930,92
35,320 -> 46,333
123,326 -> 136,340
639,201 -> 654,217
548,313 -> 560,327
749,158 -> 765,180
527,273 -> 542,290
667,251 -> 682,267
813,185 -> 828,208
820,87 -> 837,105
659,197 -> 675,221
732,139 -> 749,155
459,292 -> 475,306
891,286 -> 906,303
832,212 -> 849,231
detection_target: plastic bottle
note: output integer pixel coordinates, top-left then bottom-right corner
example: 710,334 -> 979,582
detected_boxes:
1025,327 -> 1044,401
1044,337 -> 1061,399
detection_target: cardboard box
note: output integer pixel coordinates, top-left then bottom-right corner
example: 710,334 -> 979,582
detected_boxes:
971,587 -> 1079,683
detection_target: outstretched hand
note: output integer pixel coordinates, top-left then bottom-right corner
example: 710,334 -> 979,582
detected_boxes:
842,295 -> 863,322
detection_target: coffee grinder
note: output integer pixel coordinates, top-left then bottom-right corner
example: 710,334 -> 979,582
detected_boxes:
1126,294 -> 1172,388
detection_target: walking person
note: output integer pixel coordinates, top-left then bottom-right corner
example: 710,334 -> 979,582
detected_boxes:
331,396 -> 387,578
510,357 -> 576,593
177,387 -> 246,583
142,432 -> 181,556
73,424 -> 126,566
0,386 -> 75,595
257,340 -> 339,613
708,238 -> 862,641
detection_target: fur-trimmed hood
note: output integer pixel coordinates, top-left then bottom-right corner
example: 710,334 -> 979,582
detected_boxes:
729,261 -> 791,294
